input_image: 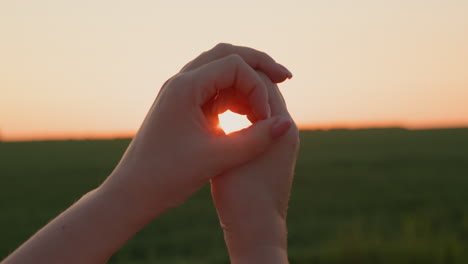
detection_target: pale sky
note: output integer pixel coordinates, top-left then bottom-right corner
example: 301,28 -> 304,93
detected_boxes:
1,0 -> 468,140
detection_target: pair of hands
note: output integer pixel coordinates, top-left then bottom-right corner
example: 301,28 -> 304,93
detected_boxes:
2,43 -> 299,264
103,43 -> 299,262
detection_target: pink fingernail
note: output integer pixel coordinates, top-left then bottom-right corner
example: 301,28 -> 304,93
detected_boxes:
271,117 -> 292,138
277,63 -> 293,79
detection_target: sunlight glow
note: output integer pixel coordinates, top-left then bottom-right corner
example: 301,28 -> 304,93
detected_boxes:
218,110 -> 252,134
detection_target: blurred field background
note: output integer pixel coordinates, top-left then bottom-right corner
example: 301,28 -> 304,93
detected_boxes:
1,128 -> 468,263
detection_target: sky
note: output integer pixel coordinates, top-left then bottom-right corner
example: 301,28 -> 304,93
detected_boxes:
1,0 -> 468,141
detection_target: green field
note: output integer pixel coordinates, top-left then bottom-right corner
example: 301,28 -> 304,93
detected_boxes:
1,128 -> 468,263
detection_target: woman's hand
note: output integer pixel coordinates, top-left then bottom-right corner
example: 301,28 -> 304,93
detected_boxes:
2,43 -> 293,264
211,72 -> 300,264
102,43 -> 294,219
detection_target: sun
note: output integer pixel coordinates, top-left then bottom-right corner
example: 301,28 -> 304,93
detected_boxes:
218,110 -> 252,134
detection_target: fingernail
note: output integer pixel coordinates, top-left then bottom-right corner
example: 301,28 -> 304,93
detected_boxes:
277,63 -> 293,79
271,117 -> 292,138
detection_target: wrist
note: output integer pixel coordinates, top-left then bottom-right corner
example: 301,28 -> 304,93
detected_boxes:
222,216 -> 289,264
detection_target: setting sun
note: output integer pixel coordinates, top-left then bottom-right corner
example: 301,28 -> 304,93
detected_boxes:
218,111 -> 252,134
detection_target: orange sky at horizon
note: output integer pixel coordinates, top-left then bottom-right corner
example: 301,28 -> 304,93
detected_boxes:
4,118 -> 468,142
1,0 -> 468,141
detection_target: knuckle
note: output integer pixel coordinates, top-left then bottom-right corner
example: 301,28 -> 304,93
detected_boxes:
166,72 -> 191,94
258,51 -> 269,60
168,72 -> 189,86
256,51 -> 270,65
213,42 -> 233,55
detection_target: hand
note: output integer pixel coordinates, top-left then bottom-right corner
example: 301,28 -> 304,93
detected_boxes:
102,43 -> 294,219
211,72 -> 300,264
2,44 -> 294,264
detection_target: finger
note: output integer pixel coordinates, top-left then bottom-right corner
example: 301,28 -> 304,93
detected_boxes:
207,89 -> 249,115
232,70 -> 291,122
211,116 -> 292,170
211,91 -> 251,116
246,72 -> 289,122
228,99 -> 251,115
256,71 -> 289,116
202,96 -> 221,132
181,43 -> 292,83
189,54 -> 271,120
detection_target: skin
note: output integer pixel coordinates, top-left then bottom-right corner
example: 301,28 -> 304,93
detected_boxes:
1,43 -> 296,264
211,72 -> 299,264
179,47 -> 298,263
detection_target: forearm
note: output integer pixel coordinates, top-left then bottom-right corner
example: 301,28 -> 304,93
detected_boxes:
2,184 -> 157,264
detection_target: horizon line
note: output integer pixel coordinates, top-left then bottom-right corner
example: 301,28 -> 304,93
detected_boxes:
2,123 -> 468,142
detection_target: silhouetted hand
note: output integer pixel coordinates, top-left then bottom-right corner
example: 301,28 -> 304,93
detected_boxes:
211,72 -> 299,264
2,43 -> 294,264
102,43 -> 294,219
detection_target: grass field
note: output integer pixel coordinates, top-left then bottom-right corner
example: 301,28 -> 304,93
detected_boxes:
1,128 -> 468,263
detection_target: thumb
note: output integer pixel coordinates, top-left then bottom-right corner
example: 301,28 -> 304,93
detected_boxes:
211,115 -> 292,170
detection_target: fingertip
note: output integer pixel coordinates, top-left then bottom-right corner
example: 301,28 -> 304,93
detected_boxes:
277,63 -> 293,79
269,73 -> 290,83
271,76 -> 287,83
